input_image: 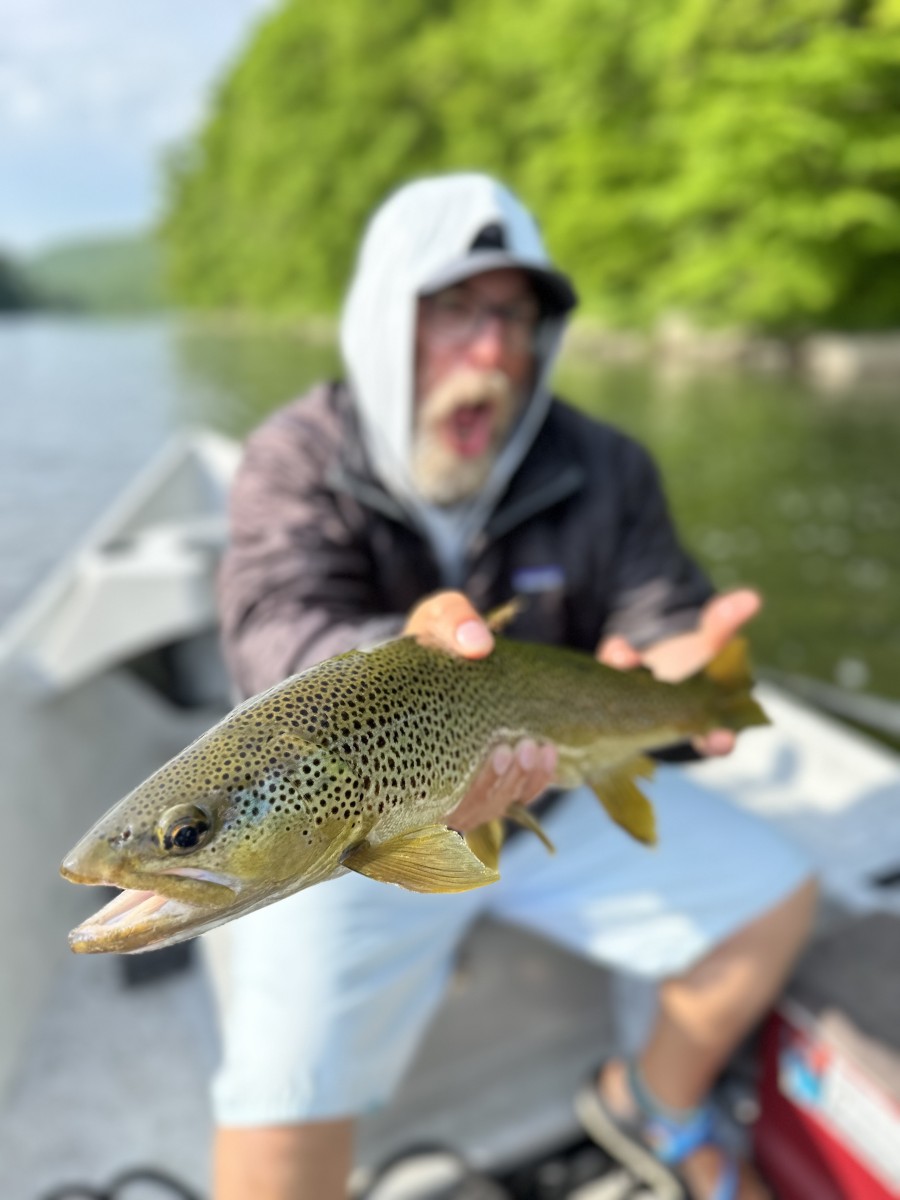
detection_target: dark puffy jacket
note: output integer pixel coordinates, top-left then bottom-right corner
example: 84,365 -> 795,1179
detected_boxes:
218,382 -> 713,700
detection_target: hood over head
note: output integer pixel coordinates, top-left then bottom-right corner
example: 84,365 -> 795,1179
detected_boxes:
339,174 -> 577,573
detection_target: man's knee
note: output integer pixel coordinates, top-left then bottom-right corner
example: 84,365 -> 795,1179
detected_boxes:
760,873 -> 819,949
692,874 -> 820,994
213,1119 -> 354,1200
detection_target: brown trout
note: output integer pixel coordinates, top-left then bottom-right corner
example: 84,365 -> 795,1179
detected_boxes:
60,635 -> 767,954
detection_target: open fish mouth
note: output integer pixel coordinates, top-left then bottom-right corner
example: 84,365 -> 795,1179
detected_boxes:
66,871 -> 241,954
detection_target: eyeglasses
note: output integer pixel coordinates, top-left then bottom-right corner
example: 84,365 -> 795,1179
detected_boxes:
420,289 -> 541,353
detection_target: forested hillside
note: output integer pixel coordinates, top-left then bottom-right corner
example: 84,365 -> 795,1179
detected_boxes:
26,234 -> 166,313
163,0 -> 900,331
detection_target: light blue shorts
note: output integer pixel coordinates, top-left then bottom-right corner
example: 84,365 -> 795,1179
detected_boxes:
209,766 -> 812,1125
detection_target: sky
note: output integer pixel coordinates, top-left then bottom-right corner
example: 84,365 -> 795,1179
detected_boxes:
0,0 -> 278,254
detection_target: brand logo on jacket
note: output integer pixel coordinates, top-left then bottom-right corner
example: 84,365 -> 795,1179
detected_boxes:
511,565 -> 565,594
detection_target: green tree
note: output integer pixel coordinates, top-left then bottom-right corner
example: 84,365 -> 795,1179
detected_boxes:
164,1 -> 453,312
162,0 -> 900,331
645,0 -> 900,330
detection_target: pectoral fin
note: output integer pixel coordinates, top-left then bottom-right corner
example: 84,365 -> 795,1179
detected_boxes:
506,803 -> 556,854
343,826 -> 500,893
465,820 -> 505,872
589,755 -> 658,846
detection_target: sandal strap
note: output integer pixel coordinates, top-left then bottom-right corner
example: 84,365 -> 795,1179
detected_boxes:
626,1060 -> 742,1200
643,1110 -> 741,1200
711,1159 -> 741,1200
643,1106 -> 716,1165
627,1059 -> 706,1126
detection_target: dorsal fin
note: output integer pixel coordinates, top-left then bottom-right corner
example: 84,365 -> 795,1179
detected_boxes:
484,597 -> 525,633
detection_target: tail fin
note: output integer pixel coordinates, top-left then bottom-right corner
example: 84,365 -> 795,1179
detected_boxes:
704,638 -> 770,731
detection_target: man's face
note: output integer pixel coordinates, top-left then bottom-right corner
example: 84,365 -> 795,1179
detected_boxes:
411,268 -> 540,506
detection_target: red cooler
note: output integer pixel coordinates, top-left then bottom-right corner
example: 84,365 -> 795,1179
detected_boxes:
754,914 -> 900,1200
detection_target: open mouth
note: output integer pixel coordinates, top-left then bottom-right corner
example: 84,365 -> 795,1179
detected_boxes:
441,402 -> 495,458
66,870 -> 240,954
68,888 -> 200,953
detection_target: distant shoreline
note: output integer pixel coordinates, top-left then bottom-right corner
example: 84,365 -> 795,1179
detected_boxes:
159,308 -> 900,388
564,317 -> 900,390
4,306 -> 899,390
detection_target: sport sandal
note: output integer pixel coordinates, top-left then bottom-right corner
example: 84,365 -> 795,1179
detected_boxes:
575,1060 -> 742,1200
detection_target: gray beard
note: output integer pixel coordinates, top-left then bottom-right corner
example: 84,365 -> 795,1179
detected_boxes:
410,368 -> 519,507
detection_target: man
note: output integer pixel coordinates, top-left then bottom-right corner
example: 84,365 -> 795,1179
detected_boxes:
212,174 -> 816,1199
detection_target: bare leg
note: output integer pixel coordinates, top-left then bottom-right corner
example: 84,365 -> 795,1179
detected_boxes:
601,876 -> 818,1199
213,1119 -> 354,1200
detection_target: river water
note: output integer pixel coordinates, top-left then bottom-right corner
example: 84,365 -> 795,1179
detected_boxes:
1,315 -> 897,699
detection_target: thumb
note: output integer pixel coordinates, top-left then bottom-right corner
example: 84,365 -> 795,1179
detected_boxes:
405,591 -> 495,659
700,589 -> 762,651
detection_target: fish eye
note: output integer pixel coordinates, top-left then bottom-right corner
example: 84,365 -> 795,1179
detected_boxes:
156,804 -> 213,855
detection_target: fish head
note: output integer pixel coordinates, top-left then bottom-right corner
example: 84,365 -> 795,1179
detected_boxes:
61,705 -> 369,954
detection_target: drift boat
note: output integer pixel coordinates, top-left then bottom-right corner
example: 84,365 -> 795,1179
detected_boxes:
2,433 -> 899,1198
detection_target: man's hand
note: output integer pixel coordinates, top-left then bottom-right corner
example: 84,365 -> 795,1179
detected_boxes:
405,590 -> 497,658
597,589 -> 762,758
404,591 -> 557,831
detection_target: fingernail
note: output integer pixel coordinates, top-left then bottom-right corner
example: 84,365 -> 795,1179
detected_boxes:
517,740 -> 537,770
491,745 -> 513,774
456,620 -> 493,654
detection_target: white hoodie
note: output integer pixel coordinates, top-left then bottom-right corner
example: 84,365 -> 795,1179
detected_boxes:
339,173 -> 577,583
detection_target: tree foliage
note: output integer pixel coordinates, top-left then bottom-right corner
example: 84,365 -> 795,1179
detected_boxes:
162,0 -> 900,331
